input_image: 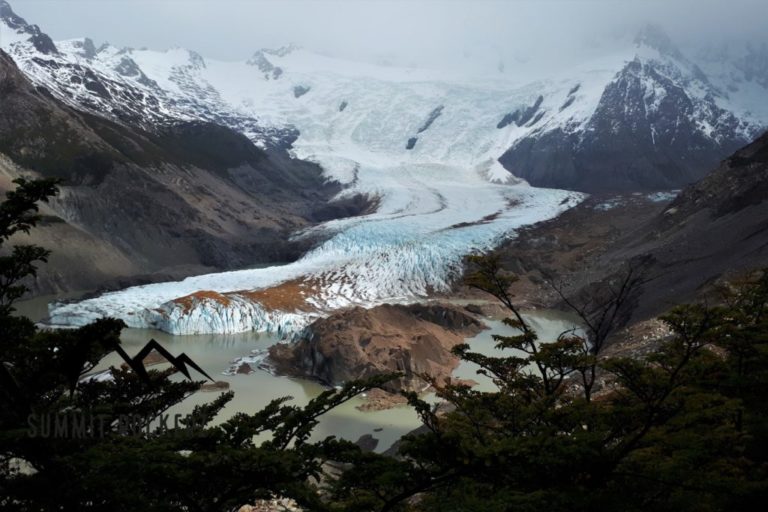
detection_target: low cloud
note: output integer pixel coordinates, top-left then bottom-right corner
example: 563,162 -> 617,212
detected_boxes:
10,0 -> 768,71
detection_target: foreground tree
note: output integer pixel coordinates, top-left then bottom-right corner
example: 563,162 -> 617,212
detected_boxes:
328,256 -> 768,511
0,178 -> 391,511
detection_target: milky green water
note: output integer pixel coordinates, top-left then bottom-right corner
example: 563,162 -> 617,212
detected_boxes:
452,310 -> 584,391
16,294 -> 579,452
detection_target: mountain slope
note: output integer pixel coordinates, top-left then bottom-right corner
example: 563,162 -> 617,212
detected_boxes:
0,48 -> 363,294
499,27 -> 759,191
504,129 -> 768,323
616,129 -> 768,317
2,0 -> 768,333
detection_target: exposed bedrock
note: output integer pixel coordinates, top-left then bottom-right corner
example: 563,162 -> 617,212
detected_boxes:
499,58 -> 752,192
268,303 -> 485,393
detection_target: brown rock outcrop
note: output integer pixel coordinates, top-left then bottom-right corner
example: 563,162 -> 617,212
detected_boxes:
200,380 -> 230,392
268,303 -> 484,393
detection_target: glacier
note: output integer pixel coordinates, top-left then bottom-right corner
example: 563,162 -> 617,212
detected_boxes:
47,159 -> 582,334
4,27 -> 587,334
5,6 -> 764,334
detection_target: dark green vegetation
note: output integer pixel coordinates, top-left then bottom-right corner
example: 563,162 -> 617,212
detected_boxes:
0,178 -> 392,511
340,256 -> 768,511
1,181 -> 767,511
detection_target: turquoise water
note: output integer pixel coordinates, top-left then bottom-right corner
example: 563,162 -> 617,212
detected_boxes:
17,294 -> 579,451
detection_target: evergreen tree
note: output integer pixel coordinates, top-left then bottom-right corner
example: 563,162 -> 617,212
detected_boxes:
328,256 -> 768,511
0,178 -> 391,511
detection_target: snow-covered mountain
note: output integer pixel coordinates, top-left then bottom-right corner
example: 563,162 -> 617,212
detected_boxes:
501,26 -> 768,191
2,0 -> 767,334
2,1 -> 766,192
0,46 -> 358,298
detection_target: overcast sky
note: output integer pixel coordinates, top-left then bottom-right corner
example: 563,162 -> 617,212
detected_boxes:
7,0 -> 768,67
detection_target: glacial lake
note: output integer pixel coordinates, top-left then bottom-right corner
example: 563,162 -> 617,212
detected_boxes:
16,294 -> 579,452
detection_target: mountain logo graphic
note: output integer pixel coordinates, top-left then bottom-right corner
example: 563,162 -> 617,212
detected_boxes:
1,340 -> 213,405
114,339 -> 214,383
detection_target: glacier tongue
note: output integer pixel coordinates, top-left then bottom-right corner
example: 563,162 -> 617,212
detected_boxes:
48,160 -> 583,335
145,298 -> 314,337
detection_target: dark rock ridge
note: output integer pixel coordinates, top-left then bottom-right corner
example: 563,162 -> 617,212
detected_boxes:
0,49 -> 370,295
293,85 -> 310,98
73,37 -> 97,59
417,106 -> 444,133
240,45 -> 295,79
497,95 -> 544,129
268,303 -> 485,393
499,26 -> 761,193
0,0 -> 57,55
405,106 -> 445,150
114,56 -> 156,87
246,50 -> 283,80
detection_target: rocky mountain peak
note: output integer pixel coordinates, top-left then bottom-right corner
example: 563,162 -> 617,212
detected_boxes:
188,49 -> 206,69
68,37 -> 97,59
246,50 -> 283,79
262,43 -> 299,58
498,30 -> 755,192
0,0 -> 57,54
0,0 -> 22,27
